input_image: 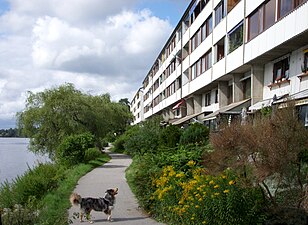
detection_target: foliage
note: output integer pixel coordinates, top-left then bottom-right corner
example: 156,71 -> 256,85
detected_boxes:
38,156 -> 110,225
56,132 -> 95,166
84,148 -> 103,162
151,164 -> 266,225
16,83 -> 132,158
124,116 -> 161,156
1,203 -> 38,225
112,125 -> 140,153
126,144 -> 207,212
0,154 -> 110,225
179,123 -> 209,146
208,104 -> 308,213
0,128 -> 22,137
0,163 -> 59,209
159,125 -> 182,148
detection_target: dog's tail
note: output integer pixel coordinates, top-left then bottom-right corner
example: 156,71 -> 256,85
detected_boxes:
70,193 -> 81,206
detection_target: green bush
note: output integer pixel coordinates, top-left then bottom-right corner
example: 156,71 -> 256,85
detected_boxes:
84,148 -> 102,162
124,117 -> 161,156
56,132 -> 95,166
126,144 -> 208,212
151,165 -> 266,225
159,125 -> 182,148
179,123 -> 209,146
1,203 -> 38,225
112,125 -> 140,153
0,163 -> 59,209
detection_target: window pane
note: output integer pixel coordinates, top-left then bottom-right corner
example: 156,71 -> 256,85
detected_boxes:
248,10 -> 259,40
264,0 -> 276,30
201,24 -> 206,41
215,2 -> 224,26
227,0 -> 240,12
273,57 -> 290,82
208,15 -> 213,34
279,0 -> 293,18
228,23 -> 243,53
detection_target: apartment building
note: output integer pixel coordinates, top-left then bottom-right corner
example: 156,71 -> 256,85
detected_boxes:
130,0 -> 308,128
131,87 -> 144,125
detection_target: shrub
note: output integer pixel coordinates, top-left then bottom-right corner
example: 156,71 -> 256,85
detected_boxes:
179,123 -> 209,146
124,117 -> 161,156
56,132 -> 95,166
1,203 -> 38,225
159,125 -> 182,148
84,148 -> 102,162
151,164 -> 266,225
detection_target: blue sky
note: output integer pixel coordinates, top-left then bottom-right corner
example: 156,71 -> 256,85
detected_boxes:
0,0 -> 9,14
0,0 -> 189,128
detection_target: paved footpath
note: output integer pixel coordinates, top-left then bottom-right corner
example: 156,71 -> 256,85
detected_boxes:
68,151 -> 165,225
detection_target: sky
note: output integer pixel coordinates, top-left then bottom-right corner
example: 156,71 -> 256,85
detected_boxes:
0,0 -> 190,129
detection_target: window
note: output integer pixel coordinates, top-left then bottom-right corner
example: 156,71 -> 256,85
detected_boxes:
215,0 -> 225,26
228,22 -> 243,53
278,0 -> 307,19
207,15 -> 213,34
201,14 -> 213,42
264,0 -> 276,30
242,78 -> 251,99
247,0 -> 282,41
215,38 -> 225,62
302,51 -> 308,73
191,63 -> 196,80
273,57 -> 290,82
279,0 -> 293,18
228,85 -> 233,104
191,29 -> 201,51
215,89 -> 219,103
299,105 -> 308,127
205,92 -> 211,106
248,8 -> 262,41
227,0 -> 240,13
190,0 -> 210,24
201,49 -> 212,72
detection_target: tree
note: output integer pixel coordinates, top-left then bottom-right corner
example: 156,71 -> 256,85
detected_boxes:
17,83 -> 132,158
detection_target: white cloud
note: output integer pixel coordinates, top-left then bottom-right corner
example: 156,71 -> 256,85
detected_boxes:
31,9 -> 172,76
0,0 -> 177,128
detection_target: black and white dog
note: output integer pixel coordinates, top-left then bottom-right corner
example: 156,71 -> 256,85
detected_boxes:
70,188 -> 118,223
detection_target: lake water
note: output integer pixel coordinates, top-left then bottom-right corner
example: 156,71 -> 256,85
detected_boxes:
0,138 -> 49,185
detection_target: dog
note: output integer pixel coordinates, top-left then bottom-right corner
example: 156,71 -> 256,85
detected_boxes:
70,188 -> 118,223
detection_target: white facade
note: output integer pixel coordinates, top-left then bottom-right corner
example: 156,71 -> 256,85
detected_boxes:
130,88 -> 144,125
131,0 -> 308,126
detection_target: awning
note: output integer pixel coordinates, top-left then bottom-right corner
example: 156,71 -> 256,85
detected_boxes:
249,98 -> 272,111
203,99 -> 251,121
172,99 -> 185,110
172,111 -> 204,125
274,89 -> 308,105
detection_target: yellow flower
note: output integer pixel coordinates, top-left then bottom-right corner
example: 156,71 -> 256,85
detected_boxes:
221,175 -> 227,179
195,205 -> 200,208
187,160 -> 196,167
209,180 -> 215,185
214,192 -> 220,196
214,184 -> 219,189
176,172 -> 185,178
223,189 -> 230,193
202,221 -> 207,224
229,180 -> 235,185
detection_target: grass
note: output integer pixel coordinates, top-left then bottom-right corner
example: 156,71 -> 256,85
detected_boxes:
33,156 -> 110,225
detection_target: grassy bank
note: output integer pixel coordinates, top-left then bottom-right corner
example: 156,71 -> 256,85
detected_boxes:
0,154 -> 110,225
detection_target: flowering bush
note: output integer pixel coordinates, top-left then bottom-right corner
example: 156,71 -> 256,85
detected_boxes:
150,162 -> 266,225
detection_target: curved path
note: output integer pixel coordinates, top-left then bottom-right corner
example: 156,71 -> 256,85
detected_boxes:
68,151 -> 165,225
